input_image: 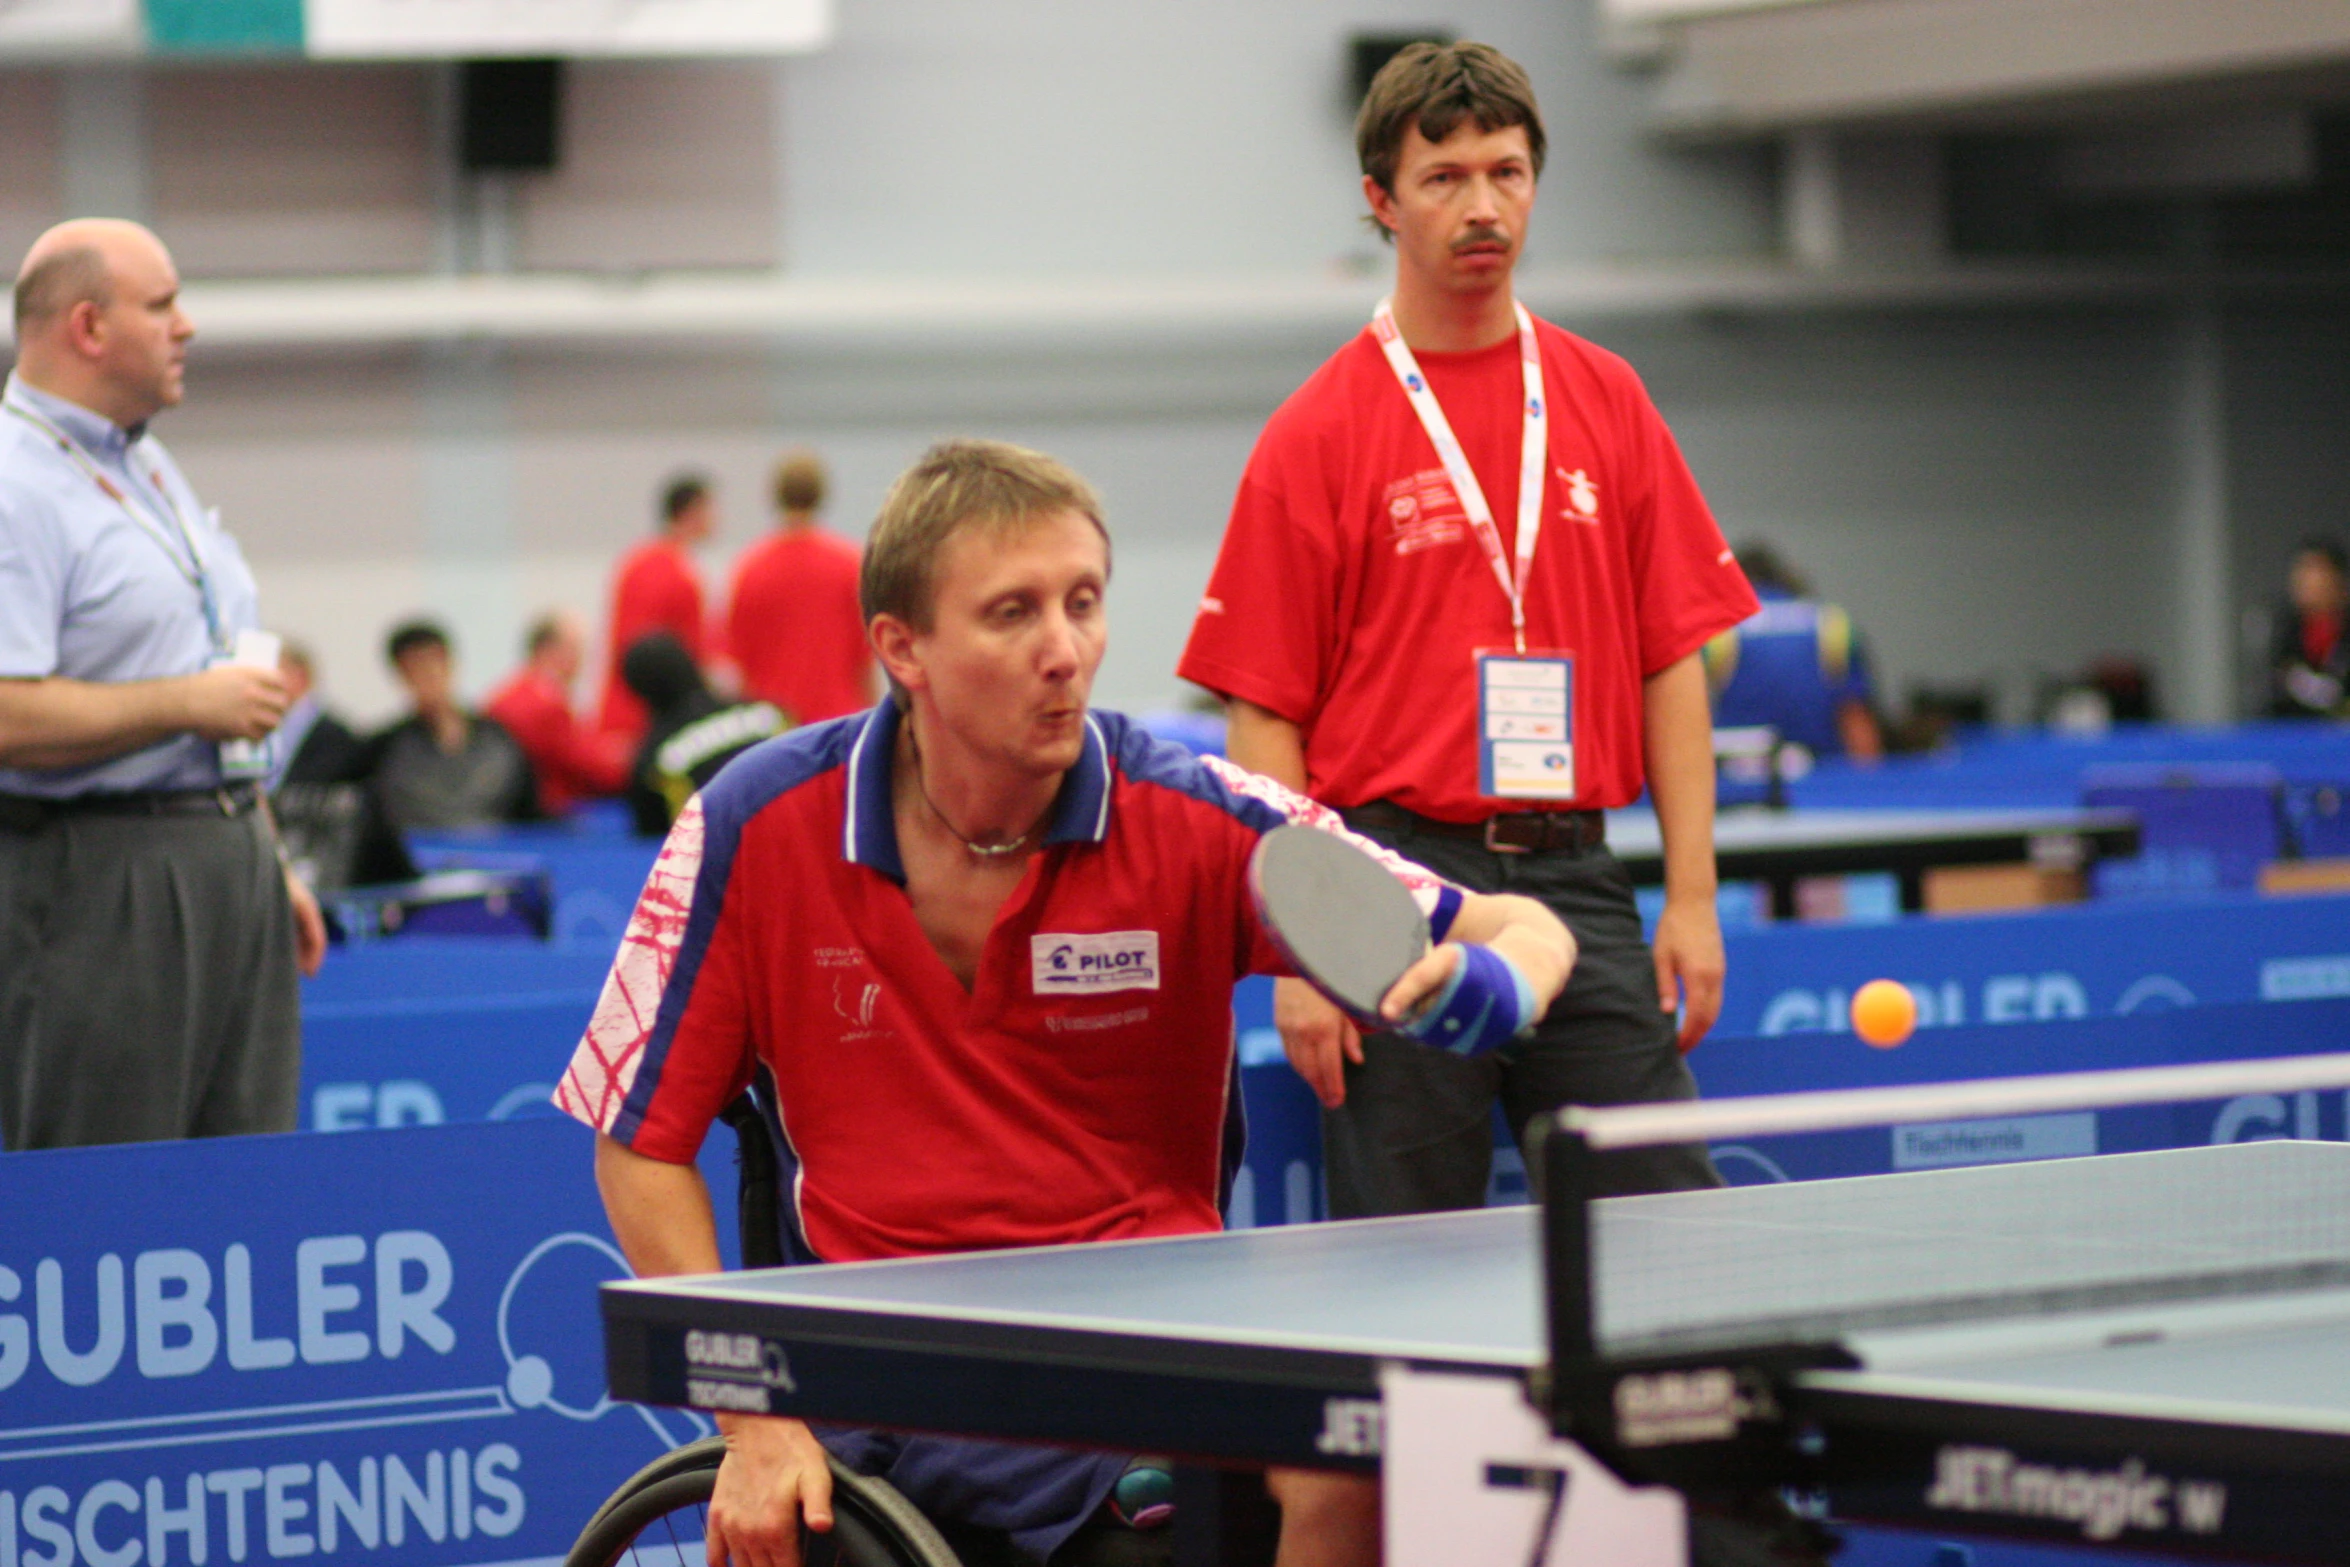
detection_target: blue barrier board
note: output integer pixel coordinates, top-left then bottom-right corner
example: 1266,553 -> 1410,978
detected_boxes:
1692,996 -> 2350,1185
296,967 -> 1321,1232
302,943 -> 617,1014
1717,890 -> 2350,1038
293,892 -> 2350,1217
302,1000 -> 591,1133
0,1120 -> 705,1567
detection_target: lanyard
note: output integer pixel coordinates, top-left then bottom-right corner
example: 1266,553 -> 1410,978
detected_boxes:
1371,298 -> 1548,654
4,397 -> 224,650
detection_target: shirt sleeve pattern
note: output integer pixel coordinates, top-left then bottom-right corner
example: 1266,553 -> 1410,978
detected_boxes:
1198,753 -> 1465,942
554,794 -> 706,1133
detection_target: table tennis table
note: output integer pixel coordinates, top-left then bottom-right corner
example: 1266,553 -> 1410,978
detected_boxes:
1606,806 -> 2141,914
601,1134 -> 2350,1562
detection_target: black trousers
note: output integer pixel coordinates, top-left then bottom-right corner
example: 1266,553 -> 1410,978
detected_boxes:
1323,815 -> 1719,1215
0,808 -> 300,1150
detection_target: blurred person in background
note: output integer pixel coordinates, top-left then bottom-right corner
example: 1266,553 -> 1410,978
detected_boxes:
1,217 -> 322,1150
726,448 -> 874,724
618,630 -> 786,836
487,609 -> 630,814
2269,536 -> 2350,719
367,619 -> 538,832
273,639 -> 366,786
269,639 -> 411,890
597,473 -> 717,742
1704,542 -> 1883,763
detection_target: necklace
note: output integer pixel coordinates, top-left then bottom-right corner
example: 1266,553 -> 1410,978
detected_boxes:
906,726 -> 1043,859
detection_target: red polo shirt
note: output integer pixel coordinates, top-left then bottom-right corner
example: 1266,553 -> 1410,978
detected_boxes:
485,667 -> 629,815
555,704 -> 1461,1262
1178,317 -> 1756,820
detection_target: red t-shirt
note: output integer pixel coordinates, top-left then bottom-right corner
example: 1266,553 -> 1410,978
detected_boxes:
2303,610 -> 2341,671
597,538 -> 708,740
725,527 -> 872,724
1179,317 -> 1756,819
484,667 -> 630,815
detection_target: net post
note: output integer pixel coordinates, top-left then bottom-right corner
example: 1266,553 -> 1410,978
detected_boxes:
1533,1110 -> 1598,1368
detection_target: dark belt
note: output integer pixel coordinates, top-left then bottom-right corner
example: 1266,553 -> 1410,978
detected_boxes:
1345,799 -> 1606,855
0,783 -> 261,833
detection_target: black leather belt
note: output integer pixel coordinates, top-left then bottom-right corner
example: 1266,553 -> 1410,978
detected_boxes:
0,783 -> 261,833
1345,799 -> 1606,855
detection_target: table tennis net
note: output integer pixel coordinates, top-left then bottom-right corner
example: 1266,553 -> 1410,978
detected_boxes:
1563,1060 -> 2350,1359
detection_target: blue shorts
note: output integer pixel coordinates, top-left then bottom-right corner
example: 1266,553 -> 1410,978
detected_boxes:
819,1429 -> 1125,1565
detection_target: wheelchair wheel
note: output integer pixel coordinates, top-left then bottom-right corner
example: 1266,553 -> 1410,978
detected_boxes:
567,1440 -> 963,1567
578,1437 -> 728,1544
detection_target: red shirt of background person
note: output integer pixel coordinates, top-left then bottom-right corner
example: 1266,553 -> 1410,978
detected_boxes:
725,449 -> 875,723
485,610 -> 629,815
596,474 -> 716,742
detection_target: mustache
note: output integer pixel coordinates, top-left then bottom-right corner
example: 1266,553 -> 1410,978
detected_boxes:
1452,226 -> 1512,254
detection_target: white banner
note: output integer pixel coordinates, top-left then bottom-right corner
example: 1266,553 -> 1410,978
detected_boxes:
1599,0 -> 1835,23
0,0 -> 140,55
304,0 -> 831,57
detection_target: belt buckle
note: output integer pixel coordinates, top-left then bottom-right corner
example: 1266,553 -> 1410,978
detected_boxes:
1483,816 -> 1532,854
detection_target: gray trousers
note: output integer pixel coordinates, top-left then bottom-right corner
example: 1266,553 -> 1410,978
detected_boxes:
0,807 -> 300,1150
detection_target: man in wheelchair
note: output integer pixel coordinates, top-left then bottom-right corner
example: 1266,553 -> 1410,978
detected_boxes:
555,440 -> 1574,1567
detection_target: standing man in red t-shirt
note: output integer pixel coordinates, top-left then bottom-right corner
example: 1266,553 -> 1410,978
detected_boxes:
597,473 -> 717,742
1179,41 -> 1759,1209
725,449 -> 875,724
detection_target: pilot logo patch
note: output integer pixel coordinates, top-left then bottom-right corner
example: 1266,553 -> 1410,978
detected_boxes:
1032,932 -> 1162,994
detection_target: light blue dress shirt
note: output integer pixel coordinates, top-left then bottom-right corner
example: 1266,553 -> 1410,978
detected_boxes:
0,373 -> 266,797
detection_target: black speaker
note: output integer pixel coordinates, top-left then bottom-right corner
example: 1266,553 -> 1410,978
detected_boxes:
1350,30 -> 1454,104
460,59 -> 563,173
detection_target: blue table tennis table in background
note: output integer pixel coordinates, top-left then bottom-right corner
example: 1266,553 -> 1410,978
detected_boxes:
1607,805 -> 2140,916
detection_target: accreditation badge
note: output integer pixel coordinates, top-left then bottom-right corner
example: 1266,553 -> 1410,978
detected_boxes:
215,627 -> 282,781
1477,652 -> 1575,800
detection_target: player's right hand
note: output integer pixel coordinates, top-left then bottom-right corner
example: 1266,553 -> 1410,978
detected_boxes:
1276,975 -> 1362,1110
184,664 -> 289,741
706,1414 -> 833,1567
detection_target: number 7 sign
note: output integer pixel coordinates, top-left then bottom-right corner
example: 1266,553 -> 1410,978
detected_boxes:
1380,1365 -> 1686,1567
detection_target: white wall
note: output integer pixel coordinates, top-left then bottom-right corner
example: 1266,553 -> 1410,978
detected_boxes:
172,339 -> 1314,725
183,298 -> 2255,731
774,0 -> 1777,279
7,4 -> 2347,733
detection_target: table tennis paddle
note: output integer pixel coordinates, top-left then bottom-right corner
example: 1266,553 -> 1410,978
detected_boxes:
1248,824 -> 1429,1028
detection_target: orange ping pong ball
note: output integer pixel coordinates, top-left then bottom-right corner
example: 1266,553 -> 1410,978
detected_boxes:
1851,979 -> 1918,1048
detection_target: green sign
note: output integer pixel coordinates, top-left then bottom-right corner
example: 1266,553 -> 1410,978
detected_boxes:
144,0 -> 304,54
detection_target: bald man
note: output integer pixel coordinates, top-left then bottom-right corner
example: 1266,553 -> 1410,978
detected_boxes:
0,219 -> 325,1152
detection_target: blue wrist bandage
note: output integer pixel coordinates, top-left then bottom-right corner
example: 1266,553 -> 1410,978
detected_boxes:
1400,944 -> 1540,1057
